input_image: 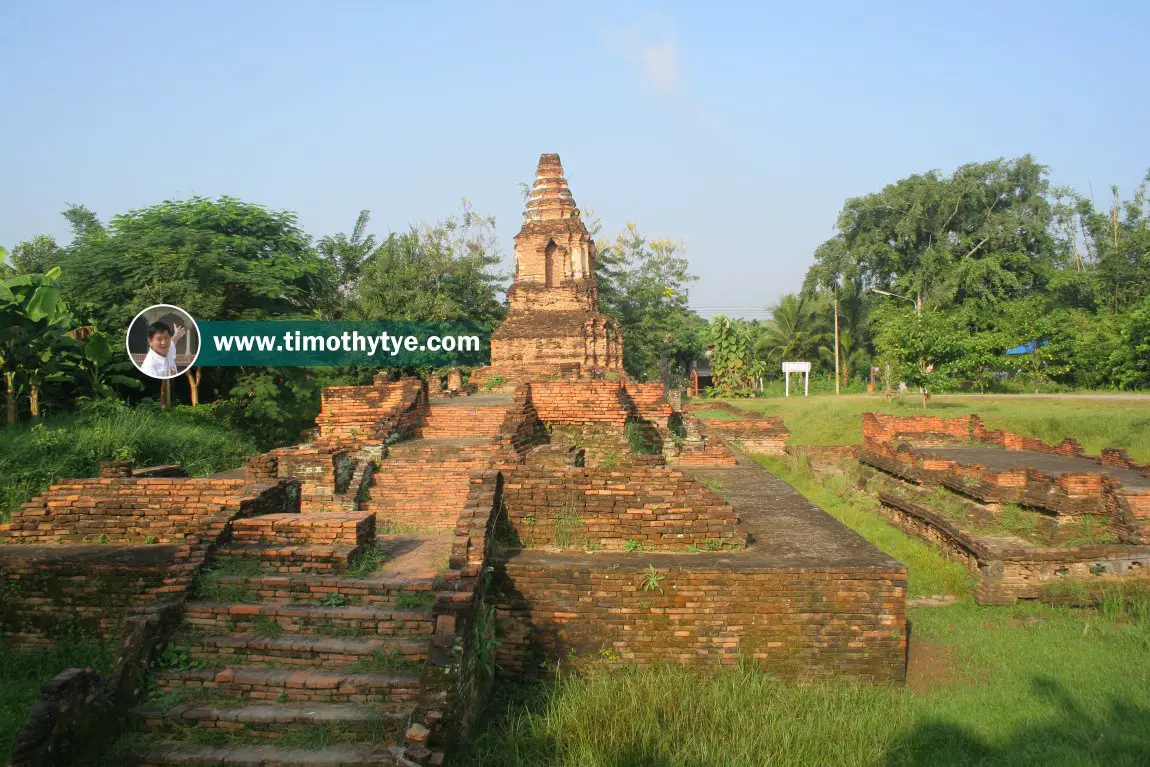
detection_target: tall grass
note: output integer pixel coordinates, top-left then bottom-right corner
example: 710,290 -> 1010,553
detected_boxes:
462,665 -> 910,767
0,401 -> 258,521
461,592 -> 1150,767
728,396 -> 1150,462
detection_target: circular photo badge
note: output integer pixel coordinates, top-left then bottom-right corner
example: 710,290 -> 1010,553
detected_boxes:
126,305 -> 201,379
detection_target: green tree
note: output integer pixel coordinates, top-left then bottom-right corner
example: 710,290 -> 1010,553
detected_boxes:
348,200 -> 505,326
9,235 -> 62,276
707,316 -> 765,395
754,293 -> 824,367
835,155 -> 1057,312
318,209 -> 377,300
874,306 -> 967,408
805,235 -> 853,393
595,222 -> 705,383
1082,174 -> 1150,314
56,197 -> 337,407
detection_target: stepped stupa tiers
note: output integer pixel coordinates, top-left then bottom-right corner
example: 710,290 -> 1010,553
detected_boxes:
472,153 -> 623,384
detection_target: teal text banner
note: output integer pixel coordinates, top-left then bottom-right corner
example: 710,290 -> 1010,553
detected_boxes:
194,321 -> 491,367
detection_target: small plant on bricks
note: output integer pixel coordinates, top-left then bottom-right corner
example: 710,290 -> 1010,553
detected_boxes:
640,565 -> 666,594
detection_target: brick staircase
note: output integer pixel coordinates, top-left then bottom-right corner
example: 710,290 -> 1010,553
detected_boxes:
128,395 -> 513,765
129,511 -> 436,766
366,397 -> 513,533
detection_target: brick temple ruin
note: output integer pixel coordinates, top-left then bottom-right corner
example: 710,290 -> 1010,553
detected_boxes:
469,153 -> 622,385
1,154 -> 907,767
858,413 -> 1150,604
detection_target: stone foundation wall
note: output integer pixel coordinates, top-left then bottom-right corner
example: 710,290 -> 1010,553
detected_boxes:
0,546 -> 177,648
874,488 -> 1150,604
686,403 -> 791,455
493,557 -> 906,683
0,478 -> 297,545
499,467 -> 744,551
861,412 -> 1086,457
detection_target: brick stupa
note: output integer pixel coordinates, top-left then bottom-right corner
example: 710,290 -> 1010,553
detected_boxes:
472,153 -> 623,385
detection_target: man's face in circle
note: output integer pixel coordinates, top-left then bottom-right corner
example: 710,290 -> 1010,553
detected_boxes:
149,330 -> 172,356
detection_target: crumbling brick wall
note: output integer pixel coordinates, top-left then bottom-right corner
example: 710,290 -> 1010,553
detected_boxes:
494,385 -> 549,460
0,477 -> 298,545
0,546 -> 176,648
874,487 -> 1150,604
861,412 -> 1085,457
493,558 -> 906,683
685,403 -> 791,455
498,467 -> 745,551
314,376 -> 425,443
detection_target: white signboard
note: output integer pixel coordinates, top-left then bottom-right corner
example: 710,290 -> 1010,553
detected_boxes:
781,360 -> 810,397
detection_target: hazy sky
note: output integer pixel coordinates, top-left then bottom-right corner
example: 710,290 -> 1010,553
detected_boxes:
2,1 -> 1147,318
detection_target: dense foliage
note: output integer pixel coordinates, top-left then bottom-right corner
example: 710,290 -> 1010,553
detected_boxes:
704,159 -> 1150,401
595,222 -> 706,382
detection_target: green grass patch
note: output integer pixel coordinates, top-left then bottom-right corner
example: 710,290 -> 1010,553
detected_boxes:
0,402 -> 259,522
725,395 -> 1150,463
250,616 -> 282,637
347,544 -> 389,578
395,591 -> 435,611
0,640 -> 116,759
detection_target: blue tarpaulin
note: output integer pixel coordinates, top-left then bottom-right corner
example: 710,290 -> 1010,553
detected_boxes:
1005,340 -> 1048,356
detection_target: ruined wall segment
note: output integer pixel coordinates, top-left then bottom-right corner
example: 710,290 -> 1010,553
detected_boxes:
499,467 -> 746,551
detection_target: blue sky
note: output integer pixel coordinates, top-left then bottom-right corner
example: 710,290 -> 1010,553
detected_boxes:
2,1 -> 1147,317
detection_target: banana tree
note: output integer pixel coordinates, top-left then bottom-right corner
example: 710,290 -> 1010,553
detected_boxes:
79,330 -> 143,399
0,268 -> 79,423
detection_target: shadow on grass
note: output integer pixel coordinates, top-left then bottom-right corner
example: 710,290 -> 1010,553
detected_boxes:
886,677 -> 1150,766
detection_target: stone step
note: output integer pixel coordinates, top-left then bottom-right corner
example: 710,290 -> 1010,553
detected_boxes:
297,492 -> 360,514
182,603 -> 434,638
415,405 -> 507,439
152,667 -> 422,707
385,440 -> 500,463
230,513 -> 374,547
181,632 -> 429,668
136,742 -> 401,766
132,700 -> 410,742
213,544 -> 360,574
210,573 -> 436,608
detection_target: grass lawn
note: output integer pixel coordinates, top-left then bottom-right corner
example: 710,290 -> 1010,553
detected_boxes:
0,641 -> 116,759
459,402 -> 1150,766
722,394 -> 1150,462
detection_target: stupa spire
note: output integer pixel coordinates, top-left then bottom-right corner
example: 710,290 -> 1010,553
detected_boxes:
524,153 -> 579,221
